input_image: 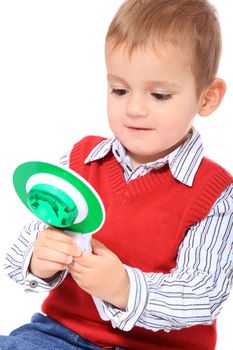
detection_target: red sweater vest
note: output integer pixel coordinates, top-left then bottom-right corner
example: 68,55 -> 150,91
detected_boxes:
42,136 -> 233,350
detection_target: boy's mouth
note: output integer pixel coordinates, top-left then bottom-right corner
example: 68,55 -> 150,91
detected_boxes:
127,126 -> 153,132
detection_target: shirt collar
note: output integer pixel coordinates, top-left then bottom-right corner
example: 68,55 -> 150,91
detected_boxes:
84,127 -> 204,187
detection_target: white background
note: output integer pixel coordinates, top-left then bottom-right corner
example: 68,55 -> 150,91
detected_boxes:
0,1 -> 232,349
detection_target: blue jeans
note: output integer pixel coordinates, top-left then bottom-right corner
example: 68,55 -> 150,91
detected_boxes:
0,313 -> 126,350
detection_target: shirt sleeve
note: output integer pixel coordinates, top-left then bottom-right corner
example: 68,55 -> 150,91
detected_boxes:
98,183 -> 233,332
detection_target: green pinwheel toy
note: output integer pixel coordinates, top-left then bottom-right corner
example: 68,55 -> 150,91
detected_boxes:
13,161 -> 105,251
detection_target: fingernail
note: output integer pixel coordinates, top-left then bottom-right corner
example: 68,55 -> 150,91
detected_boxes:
66,256 -> 73,264
75,248 -> 82,257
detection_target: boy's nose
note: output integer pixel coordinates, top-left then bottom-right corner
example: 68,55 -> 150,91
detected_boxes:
126,93 -> 148,118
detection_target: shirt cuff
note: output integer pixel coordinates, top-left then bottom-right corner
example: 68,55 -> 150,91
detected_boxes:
101,265 -> 149,331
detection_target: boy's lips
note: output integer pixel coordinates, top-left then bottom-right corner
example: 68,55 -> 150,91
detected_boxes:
127,126 -> 153,132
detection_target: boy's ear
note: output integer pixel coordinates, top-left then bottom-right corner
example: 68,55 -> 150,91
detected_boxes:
198,78 -> 226,117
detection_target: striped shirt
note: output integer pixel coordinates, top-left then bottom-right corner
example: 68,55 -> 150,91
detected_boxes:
4,128 -> 233,332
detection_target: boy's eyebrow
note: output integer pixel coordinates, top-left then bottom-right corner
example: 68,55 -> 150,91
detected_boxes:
146,80 -> 181,90
107,74 -> 128,84
107,74 -> 181,90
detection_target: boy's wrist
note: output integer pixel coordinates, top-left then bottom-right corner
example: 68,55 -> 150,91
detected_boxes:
40,271 -> 62,283
107,270 -> 130,310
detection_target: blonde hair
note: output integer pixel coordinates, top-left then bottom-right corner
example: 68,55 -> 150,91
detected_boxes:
106,0 -> 222,96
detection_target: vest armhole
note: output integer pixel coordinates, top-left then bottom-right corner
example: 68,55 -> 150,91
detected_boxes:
69,135 -> 106,171
184,168 -> 233,228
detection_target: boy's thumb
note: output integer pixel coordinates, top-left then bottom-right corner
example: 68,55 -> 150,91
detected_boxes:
91,238 -> 109,255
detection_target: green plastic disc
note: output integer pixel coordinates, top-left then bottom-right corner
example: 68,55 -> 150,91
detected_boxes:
27,183 -> 78,228
13,161 -> 105,234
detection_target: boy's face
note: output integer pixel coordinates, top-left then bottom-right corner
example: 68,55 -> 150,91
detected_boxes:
106,43 -> 205,167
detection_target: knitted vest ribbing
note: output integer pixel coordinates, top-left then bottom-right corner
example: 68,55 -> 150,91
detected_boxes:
42,136 -> 233,350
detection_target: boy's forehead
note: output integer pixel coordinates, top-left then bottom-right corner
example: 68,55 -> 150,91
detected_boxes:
105,40 -> 192,67
105,41 -> 195,89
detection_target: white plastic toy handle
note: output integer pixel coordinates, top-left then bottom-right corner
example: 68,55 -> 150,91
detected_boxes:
66,231 -> 92,252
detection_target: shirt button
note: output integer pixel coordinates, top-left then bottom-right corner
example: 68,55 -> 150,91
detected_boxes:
29,280 -> 38,288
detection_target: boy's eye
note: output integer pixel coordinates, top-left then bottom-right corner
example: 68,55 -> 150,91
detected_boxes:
151,93 -> 171,101
111,88 -> 127,96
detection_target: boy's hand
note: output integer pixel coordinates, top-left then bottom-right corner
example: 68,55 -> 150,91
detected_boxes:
30,227 -> 81,280
69,239 -> 130,310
